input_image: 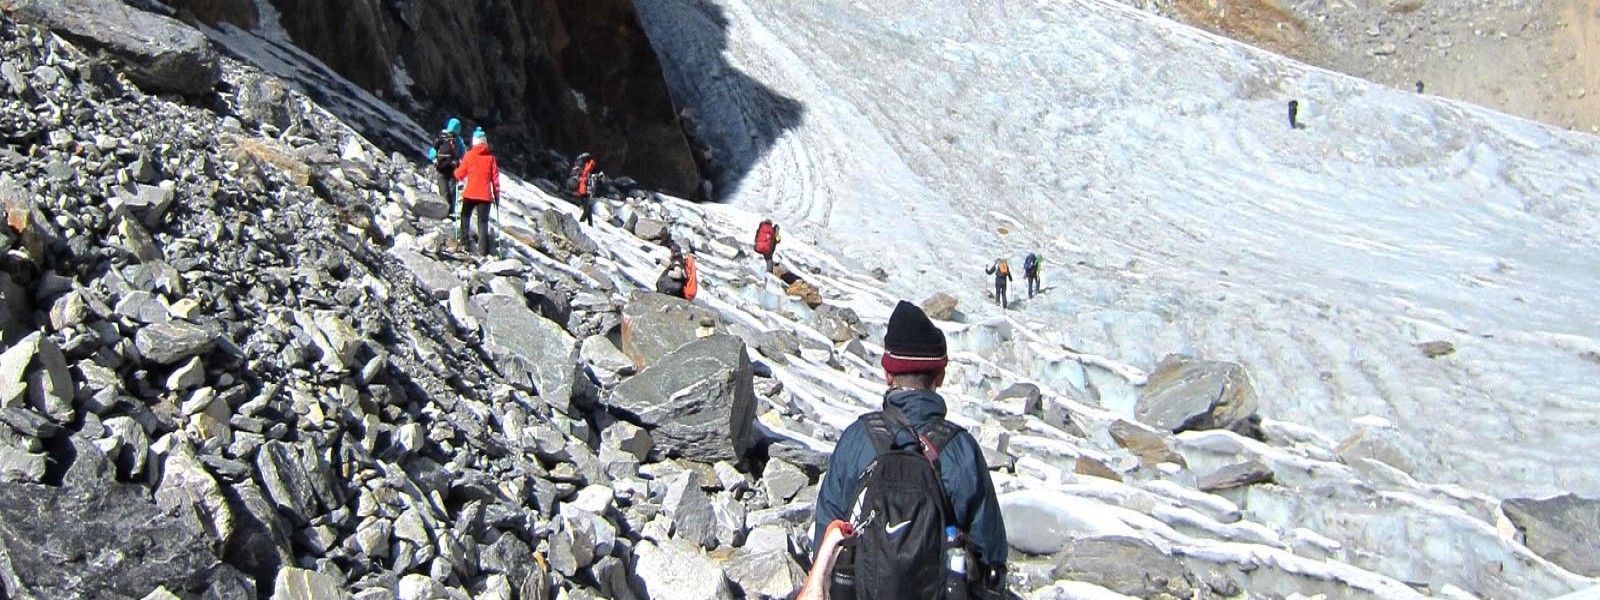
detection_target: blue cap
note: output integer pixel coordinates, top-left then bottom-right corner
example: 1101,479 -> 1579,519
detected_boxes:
445,117 -> 461,133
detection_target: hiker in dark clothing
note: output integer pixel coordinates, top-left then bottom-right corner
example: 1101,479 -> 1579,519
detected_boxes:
1023,253 -> 1042,298
427,118 -> 467,218
813,301 -> 1008,597
453,128 -> 499,256
984,258 -> 1013,309
580,169 -> 603,225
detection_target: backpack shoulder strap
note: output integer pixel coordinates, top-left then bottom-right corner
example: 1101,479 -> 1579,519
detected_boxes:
923,419 -> 961,458
859,412 -> 896,455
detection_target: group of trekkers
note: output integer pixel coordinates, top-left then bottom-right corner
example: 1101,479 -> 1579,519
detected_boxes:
427,118 -> 607,256
984,253 -> 1044,309
423,121 -> 1012,598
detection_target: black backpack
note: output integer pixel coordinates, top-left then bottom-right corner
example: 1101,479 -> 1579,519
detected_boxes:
832,406 -> 962,599
432,131 -> 459,174
1023,253 -> 1038,274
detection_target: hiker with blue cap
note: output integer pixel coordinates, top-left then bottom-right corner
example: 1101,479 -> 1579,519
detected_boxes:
427,118 -> 467,218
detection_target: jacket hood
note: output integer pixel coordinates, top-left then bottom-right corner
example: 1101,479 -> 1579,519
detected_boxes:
885,388 -> 948,424
465,143 -> 491,157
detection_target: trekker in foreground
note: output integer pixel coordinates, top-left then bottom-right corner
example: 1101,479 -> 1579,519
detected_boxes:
809,301 -> 1008,599
427,118 -> 466,218
1022,253 -> 1042,298
453,128 -> 500,256
754,219 -> 781,273
984,258 -> 1013,309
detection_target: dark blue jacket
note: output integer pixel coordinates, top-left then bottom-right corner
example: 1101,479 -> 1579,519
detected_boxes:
813,388 -> 1009,568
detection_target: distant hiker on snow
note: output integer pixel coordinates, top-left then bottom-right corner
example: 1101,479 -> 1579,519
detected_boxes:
1288,100 -> 1303,130
570,154 -> 602,225
808,300 -> 1008,599
655,244 -> 698,301
453,128 -> 500,256
427,117 -> 467,218
984,258 -> 1013,309
753,219 -> 781,273
1023,252 -> 1042,298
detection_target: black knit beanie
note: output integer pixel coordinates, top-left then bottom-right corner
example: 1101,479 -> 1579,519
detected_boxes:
881,301 -> 949,374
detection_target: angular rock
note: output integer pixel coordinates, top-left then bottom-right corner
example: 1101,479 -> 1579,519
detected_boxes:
135,321 -> 218,365
992,383 -> 1042,418
167,356 -> 207,391
222,480 -> 293,586
1503,494 -> 1600,576
0,479 -> 251,598
760,458 -> 808,504
710,491 -> 747,547
921,292 -> 959,321
1136,354 -> 1260,436
117,213 -> 166,263
810,304 -> 863,343
660,471 -> 718,548
610,334 -> 756,463
294,311 -> 364,372
0,443 -> 46,482
1108,419 -> 1186,468
633,539 -> 733,600
6,0 -> 221,94
155,443 -> 235,552
271,567 -> 348,600
721,527 -> 804,599
48,289 -> 88,331
472,293 -> 588,413
581,334 -> 636,388
1417,341 -> 1456,358
103,416 -> 150,478
549,510 -> 598,577
254,440 -> 328,526
116,290 -> 172,324
0,406 -> 62,439
116,183 -> 177,228
633,217 -> 669,242
23,333 -> 73,423
1049,537 -> 1202,598
619,291 -> 727,370
752,330 -> 801,365
0,272 -> 29,345
392,249 -> 463,300
785,280 -> 823,309
1074,456 -> 1122,482
1335,425 -> 1417,475
1197,459 -> 1275,492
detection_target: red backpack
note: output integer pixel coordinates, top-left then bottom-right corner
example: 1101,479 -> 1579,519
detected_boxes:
754,220 -> 776,255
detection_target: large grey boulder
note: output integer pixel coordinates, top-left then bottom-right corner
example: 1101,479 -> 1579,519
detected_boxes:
135,321 -> 218,365
660,471 -> 717,548
620,292 -> 726,370
720,527 -> 803,599
155,443 -> 235,552
254,440 -> 337,526
1135,354 -> 1260,436
4,0 -> 221,95
0,479 -> 253,597
393,249 -> 464,300
472,293 -> 591,413
609,335 -> 756,463
632,539 -> 734,600
1503,494 -> 1600,576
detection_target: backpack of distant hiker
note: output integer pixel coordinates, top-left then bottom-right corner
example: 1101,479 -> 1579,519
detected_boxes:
754,220 -> 776,255
682,256 -> 699,301
995,260 -> 1010,278
1023,254 -> 1037,275
432,131 -> 459,174
831,407 -> 962,600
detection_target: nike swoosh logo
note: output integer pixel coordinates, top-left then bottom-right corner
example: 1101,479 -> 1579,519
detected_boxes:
886,520 -> 912,536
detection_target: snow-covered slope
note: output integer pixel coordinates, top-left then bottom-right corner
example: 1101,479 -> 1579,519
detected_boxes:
635,0 -> 1600,499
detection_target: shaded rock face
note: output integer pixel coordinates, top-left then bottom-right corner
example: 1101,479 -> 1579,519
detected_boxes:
609,334 -> 755,463
0,479 -> 253,598
266,0 -> 701,197
1502,494 -> 1600,577
3,0 -> 220,95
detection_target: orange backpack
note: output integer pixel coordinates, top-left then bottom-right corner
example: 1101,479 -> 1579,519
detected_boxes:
683,256 -> 698,301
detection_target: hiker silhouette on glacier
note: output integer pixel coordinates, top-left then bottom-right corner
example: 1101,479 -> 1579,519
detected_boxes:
427,117 -> 467,219
453,128 -> 500,256
809,300 -> 1008,599
569,153 -> 601,225
984,258 -> 1013,309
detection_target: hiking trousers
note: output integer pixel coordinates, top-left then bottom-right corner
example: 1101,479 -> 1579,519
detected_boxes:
995,280 -> 1008,309
436,170 -> 456,217
1026,273 -> 1040,297
580,195 -> 595,225
460,200 -> 491,256
761,251 -> 774,274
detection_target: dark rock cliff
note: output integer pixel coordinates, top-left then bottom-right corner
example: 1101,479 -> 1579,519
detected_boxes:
180,0 -> 702,198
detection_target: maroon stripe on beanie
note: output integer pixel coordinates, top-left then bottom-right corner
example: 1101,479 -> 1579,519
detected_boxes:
881,352 -> 949,375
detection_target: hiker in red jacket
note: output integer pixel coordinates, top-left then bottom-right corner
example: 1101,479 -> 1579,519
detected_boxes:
453,128 -> 500,256
754,219 -> 781,273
